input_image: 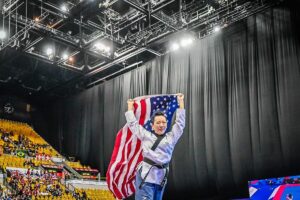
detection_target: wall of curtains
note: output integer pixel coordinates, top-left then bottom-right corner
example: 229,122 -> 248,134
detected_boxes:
42,3 -> 300,199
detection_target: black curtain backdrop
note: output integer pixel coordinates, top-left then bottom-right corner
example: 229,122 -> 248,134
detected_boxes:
46,4 -> 300,199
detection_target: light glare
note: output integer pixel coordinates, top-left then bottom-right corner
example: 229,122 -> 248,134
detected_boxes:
61,5 -> 68,12
0,30 -> 6,39
171,43 -> 180,51
180,38 -> 193,47
46,47 -> 53,56
214,26 -> 221,32
62,53 -> 69,60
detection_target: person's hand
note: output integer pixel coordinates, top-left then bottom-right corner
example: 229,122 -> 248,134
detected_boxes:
177,93 -> 184,101
176,93 -> 184,109
127,99 -> 134,111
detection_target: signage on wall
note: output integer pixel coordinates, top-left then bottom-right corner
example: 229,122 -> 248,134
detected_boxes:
3,103 -> 15,114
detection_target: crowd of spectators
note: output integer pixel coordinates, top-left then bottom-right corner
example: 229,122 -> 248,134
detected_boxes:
0,119 -> 114,200
6,170 -> 71,199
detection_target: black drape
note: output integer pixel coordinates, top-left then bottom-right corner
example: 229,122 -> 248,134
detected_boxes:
45,4 -> 300,199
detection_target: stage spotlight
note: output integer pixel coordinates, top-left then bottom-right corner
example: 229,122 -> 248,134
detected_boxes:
0,30 -> 6,39
68,57 -> 74,62
61,4 -> 68,12
180,38 -> 193,47
46,47 -> 53,56
170,43 -> 180,51
94,42 -> 104,50
62,53 -> 69,60
94,42 -> 112,55
34,17 -> 40,22
104,46 -> 110,53
213,25 -> 221,32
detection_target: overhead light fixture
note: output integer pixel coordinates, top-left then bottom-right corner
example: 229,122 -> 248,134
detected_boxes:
62,53 -> 69,60
61,4 -> 68,12
94,42 -> 111,55
34,17 -> 40,22
180,38 -> 193,47
0,30 -> 6,39
68,57 -> 74,63
170,43 -> 180,51
213,25 -> 221,32
104,46 -> 110,53
94,42 -> 104,50
45,47 -> 53,56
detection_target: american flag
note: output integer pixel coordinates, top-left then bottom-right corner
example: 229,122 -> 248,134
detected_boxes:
106,95 -> 179,199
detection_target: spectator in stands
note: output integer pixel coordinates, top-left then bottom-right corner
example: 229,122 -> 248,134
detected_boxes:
0,145 -> 3,156
126,94 -> 185,200
82,191 -> 87,199
3,144 -> 11,154
0,185 -> 3,197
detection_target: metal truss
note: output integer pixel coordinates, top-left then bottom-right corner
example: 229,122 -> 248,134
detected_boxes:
0,11 -> 49,51
79,0 -> 281,87
2,0 -> 20,13
114,0 -> 279,55
0,0 -> 283,90
11,13 -> 80,45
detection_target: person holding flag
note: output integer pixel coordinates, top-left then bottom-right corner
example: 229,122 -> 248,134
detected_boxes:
126,93 -> 185,200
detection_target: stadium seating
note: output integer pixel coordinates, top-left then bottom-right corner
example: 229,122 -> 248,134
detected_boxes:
0,119 -> 115,200
75,188 -> 115,200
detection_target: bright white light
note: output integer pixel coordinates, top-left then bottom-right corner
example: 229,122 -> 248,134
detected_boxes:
170,43 -> 180,51
213,26 -> 221,32
61,5 -> 68,12
180,38 -> 193,47
104,46 -> 110,52
62,53 -> 69,60
46,47 -> 53,56
94,42 -> 111,54
94,42 -> 104,50
0,30 -> 6,39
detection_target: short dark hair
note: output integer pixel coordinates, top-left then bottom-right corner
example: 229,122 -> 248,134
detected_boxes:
150,110 -> 167,124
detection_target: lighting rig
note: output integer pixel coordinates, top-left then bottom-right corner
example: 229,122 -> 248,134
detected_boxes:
0,0 -> 282,92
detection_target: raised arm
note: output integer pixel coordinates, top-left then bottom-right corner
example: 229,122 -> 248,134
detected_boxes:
170,94 -> 186,144
178,93 -> 184,109
127,99 -> 135,112
125,99 -> 146,140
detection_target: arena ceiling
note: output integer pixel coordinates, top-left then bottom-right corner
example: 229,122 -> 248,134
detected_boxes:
0,0 -> 280,99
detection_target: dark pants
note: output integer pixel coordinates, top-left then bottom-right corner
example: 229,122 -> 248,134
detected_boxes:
135,169 -> 166,200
